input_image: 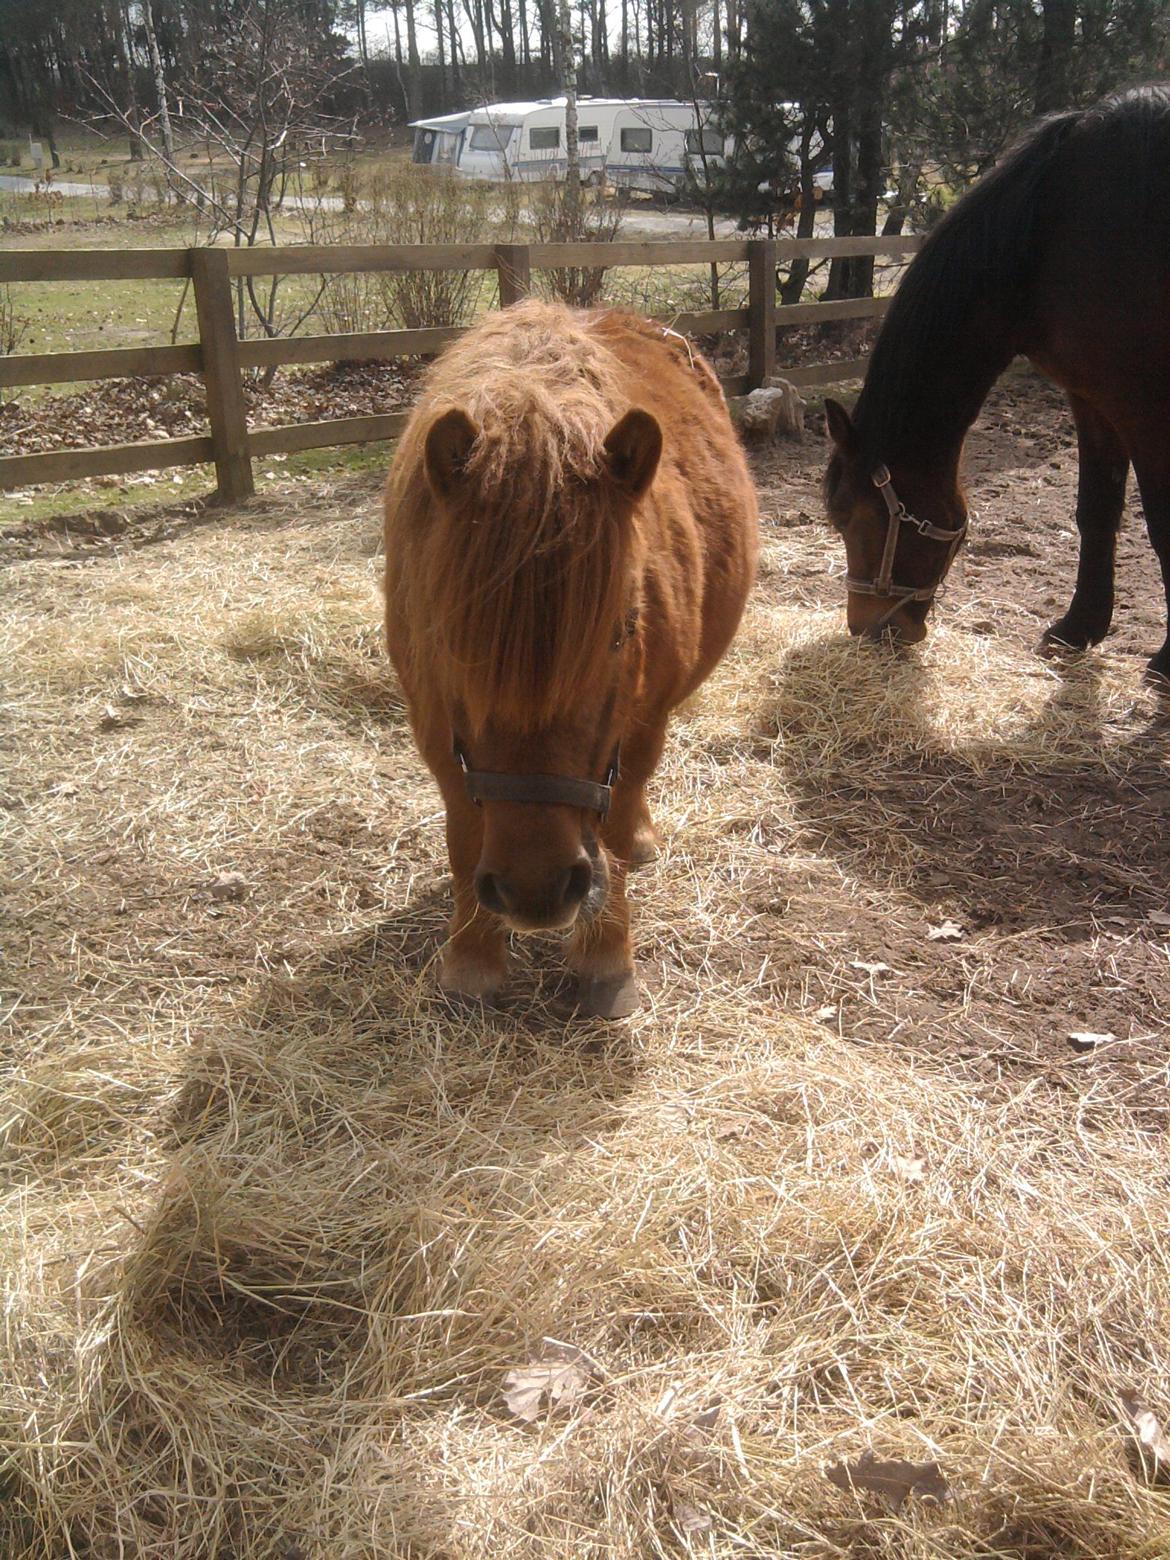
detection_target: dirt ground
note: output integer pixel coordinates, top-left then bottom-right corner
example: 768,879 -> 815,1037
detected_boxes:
4,364 -> 1170,1557
746,368 -> 1170,1109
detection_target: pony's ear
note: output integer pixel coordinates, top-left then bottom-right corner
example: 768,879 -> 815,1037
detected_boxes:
603,408 -> 662,503
823,398 -> 857,452
424,407 -> 479,500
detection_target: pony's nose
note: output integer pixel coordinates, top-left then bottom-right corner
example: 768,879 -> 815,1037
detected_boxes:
475,855 -> 593,925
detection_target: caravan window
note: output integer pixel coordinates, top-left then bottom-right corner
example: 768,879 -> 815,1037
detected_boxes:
620,127 -> 653,153
469,123 -> 513,152
578,125 -> 599,143
530,126 -> 560,150
685,128 -> 724,155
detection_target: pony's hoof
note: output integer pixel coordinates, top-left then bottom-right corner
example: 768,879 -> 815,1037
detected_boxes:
1143,652 -> 1170,688
572,971 -> 641,1020
439,956 -> 507,1006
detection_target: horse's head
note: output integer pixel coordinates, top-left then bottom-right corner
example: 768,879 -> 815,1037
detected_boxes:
423,402 -> 662,933
823,399 -> 968,644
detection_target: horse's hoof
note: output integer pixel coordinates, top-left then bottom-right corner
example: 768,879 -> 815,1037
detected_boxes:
1143,653 -> 1170,689
1040,615 -> 1108,653
572,971 -> 641,1020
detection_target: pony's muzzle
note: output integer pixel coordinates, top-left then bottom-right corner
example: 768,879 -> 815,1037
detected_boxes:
475,851 -> 596,932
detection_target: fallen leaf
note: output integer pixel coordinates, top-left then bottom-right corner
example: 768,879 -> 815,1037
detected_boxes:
98,703 -> 137,731
1121,1393 -> 1170,1481
208,871 -> 252,903
814,1004 -> 839,1022
825,1451 -> 949,1510
888,1152 -> 927,1184
672,1498 -> 712,1536
927,920 -> 965,942
501,1343 -> 594,1423
1067,1030 -> 1116,1052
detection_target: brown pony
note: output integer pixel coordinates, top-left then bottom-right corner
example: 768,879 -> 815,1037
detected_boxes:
383,299 -> 758,1017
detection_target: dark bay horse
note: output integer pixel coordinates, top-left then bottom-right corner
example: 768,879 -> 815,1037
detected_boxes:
383,300 -> 758,1017
824,86 -> 1170,677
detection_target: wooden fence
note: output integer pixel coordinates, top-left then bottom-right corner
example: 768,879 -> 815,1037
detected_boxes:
0,234 -> 922,498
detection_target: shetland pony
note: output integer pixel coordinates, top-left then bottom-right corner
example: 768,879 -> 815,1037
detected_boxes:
824,86 -> 1170,677
383,299 -> 758,1016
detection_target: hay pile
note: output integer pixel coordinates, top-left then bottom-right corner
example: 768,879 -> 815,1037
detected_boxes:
3,469 -> 1170,1558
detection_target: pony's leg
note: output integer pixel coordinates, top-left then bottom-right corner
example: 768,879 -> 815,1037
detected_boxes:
1129,438 -> 1170,680
1042,395 -> 1129,651
439,803 -> 509,1001
629,794 -> 661,867
568,722 -> 669,1017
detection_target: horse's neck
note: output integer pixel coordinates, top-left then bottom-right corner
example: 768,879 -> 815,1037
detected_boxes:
853,291 -> 1018,479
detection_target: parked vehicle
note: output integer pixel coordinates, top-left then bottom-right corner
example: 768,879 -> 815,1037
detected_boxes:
410,111 -> 471,168
444,97 -> 726,194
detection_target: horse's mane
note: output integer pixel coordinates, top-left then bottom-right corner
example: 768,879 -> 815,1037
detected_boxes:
853,85 -> 1170,461
386,300 -> 640,733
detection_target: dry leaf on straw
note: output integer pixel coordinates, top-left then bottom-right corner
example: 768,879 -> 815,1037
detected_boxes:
1121,1393 -> 1170,1481
888,1152 -> 927,1184
208,871 -> 252,903
825,1451 -> 950,1510
926,920 -> 965,942
501,1342 -> 595,1424
1067,1030 -> 1116,1052
672,1498 -> 713,1536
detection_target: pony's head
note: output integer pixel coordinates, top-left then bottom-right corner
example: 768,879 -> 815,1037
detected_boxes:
417,397 -> 662,932
823,398 -> 968,644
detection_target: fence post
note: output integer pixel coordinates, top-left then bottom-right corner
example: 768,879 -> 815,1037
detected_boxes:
191,247 -> 254,502
747,237 -> 777,391
495,243 -> 532,309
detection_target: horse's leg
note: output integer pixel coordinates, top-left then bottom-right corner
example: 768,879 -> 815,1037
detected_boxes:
1129,437 -> 1170,680
439,802 -> 509,1001
1042,395 -> 1129,651
566,722 -> 668,1018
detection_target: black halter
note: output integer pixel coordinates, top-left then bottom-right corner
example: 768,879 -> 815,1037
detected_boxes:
454,738 -> 621,821
846,465 -> 969,635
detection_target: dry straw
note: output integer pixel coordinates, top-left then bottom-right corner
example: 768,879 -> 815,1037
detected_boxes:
2,473 -> 1169,1558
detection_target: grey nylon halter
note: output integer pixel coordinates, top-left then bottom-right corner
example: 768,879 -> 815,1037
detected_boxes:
846,464 -> 969,636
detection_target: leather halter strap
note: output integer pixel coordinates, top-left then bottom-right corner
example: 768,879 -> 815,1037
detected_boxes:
454,738 -> 620,820
845,464 -> 969,634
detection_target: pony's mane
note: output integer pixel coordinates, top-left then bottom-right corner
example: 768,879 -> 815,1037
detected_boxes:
388,300 -> 640,732
854,85 -> 1170,462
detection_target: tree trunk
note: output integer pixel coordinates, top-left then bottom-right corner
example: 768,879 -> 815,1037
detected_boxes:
1035,0 -> 1076,113
141,0 -> 174,163
552,0 -> 580,228
404,0 -> 423,118
780,114 -> 819,305
116,0 -> 143,160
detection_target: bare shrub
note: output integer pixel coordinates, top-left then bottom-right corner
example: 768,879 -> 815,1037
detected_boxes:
527,180 -> 625,307
0,285 -> 30,402
311,166 -> 511,332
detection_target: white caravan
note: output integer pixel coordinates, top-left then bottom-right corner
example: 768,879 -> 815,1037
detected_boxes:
410,111 -> 471,168
452,98 -> 725,194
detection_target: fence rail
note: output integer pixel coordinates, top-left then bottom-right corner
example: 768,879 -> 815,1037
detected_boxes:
0,234 -> 922,496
